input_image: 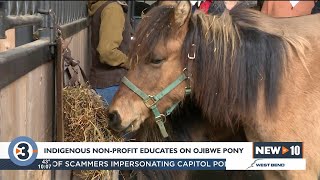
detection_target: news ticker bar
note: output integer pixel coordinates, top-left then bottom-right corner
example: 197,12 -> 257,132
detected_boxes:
0,159 -> 226,170
0,159 -> 307,171
0,136 -> 305,170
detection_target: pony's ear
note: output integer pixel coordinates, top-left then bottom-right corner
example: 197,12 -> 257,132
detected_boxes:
159,1 -> 178,6
158,1 -> 191,27
174,1 -> 192,27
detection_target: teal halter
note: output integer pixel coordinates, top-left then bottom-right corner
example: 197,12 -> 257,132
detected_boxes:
121,69 -> 191,138
121,43 -> 196,138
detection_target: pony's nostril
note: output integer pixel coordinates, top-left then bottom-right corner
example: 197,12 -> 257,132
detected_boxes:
107,111 -> 121,127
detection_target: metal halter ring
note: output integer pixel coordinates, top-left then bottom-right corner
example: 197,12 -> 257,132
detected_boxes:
155,114 -> 167,124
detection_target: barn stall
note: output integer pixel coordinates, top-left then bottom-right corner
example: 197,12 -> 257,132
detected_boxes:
0,1 -> 150,179
0,1 -> 265,180
0,1 -> 89,179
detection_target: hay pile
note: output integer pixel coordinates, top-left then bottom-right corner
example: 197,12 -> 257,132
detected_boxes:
63,84 -> 123,180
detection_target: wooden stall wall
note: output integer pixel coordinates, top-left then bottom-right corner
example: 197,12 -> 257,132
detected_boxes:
0,30 -> 15,51
0,62 -> 53,180
0,62 -> 54,142
66,28 -> 91,78
0,29 -> 53,179
0,26 -> 89,180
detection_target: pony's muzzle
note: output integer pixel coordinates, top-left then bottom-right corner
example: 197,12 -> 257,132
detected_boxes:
107,110 -> 122,131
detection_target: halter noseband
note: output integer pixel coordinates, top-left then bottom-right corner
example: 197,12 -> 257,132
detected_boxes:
121,44 -> 196,138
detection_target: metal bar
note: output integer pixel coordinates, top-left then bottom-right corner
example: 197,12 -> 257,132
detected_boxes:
25,1 -> 29,15
6,1 -> 12,16
16,1 -> 20,16
39,1 -> 45,10
128,1 -> 135,31
55,38 -> 64,142
71,1 -> 74,22
0,39 -> 51,90
0,14 -> 43,38
19,1 -> 25,15
58,1 -> 62,25
67,1 -> 71,24
37,8 -> 56,54
78,2 -> 80,20
5,15 -> 43,29
0,3 -> 5,38
127,0 -> 132,20
60,18 -> 88,39
75,2 -> 79,21
55,1 -> 60,25
81,2 -> 85,19
32,1 -> 38,15
61,1 -> 64,25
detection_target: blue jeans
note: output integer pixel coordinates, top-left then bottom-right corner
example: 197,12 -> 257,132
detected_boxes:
95,86 -> 119,105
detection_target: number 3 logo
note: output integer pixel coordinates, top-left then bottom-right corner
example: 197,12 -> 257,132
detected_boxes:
17,143 -> 30,160
8,136 -> 38,166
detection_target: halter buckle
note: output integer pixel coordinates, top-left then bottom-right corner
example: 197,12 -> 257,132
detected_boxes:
187,44 -> 196,60
144,95 -> 157,108
155,114 -> 168,138
185,87 -> 192,95
188,53 -> 196,60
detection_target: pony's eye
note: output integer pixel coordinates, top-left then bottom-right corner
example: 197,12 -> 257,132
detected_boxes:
150,58 -> 164,65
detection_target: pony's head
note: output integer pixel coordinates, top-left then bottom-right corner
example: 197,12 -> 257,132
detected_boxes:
108,2 -> 193,134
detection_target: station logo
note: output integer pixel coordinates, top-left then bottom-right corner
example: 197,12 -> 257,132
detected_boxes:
253,142 -> 302,158
8,136 -> 38,166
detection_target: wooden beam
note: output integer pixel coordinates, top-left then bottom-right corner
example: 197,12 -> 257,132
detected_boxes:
0,29 -> 15,52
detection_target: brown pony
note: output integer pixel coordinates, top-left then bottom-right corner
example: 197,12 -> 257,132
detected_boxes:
109,1 -> 320,179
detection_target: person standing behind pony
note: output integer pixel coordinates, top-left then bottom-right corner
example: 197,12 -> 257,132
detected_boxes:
208,1 -> 257,15
198,0 -> 213,14
261,1 -> 314,17
88,1 -> 132,104
312,0 -> 320,14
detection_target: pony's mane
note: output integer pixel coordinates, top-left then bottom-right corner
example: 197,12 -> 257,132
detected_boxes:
185,7 -> 308,124
129,5 -> 308,124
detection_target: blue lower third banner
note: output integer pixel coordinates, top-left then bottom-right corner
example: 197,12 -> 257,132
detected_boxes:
0,159 -> 226,170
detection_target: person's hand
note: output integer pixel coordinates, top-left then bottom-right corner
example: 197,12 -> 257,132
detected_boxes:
224,1 -> 238,10
120,60 -> 130,70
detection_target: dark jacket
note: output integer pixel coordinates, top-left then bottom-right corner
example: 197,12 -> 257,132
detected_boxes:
89,1 -> 133,88
208,1 -> 257,15
312,1 -> 320,14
